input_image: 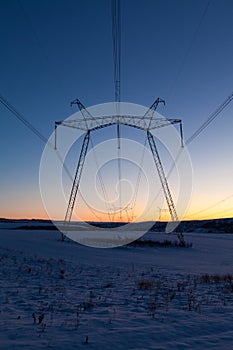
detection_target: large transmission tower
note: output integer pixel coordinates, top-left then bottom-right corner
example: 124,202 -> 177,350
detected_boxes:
55,98 -> 185,245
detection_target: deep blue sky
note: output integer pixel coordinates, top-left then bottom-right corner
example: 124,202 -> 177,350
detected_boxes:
1,0 -> 233,220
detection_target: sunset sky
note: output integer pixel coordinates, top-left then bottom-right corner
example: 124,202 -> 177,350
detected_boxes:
1,0 -> 233,222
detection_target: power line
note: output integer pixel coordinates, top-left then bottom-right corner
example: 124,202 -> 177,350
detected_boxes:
111,0 -> 121,103
59,150 -> 104,222
117,123 -> 122,220
186,92 -> 233,145
3,0 -> 232,223
89,134 -> 113,222
2,87 -> 233,223
147,91 -> 233,221
166,0 -> 211,102
112,0 -> 122,221
165,91 -> 233,183
0,93 -> 52,147
185,194 -> 233,219
194,208 -> 233,221
17,0 -> 66,97
0,92 -> 104,221
130,136 -> 148,220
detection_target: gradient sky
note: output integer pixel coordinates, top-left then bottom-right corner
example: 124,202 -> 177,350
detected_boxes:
1,0 -> 233,221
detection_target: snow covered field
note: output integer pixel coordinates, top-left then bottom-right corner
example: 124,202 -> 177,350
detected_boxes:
0,223 -> 233,349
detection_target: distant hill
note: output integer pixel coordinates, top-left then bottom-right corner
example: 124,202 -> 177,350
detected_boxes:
150,218 -> 233,234
1,217 -> 233,233
0,218 -> 52,223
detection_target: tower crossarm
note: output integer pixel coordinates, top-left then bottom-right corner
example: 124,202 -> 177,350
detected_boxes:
55,116 -> 182,132
70,99 -> 100,129
143,97 -> 165,129
143,98 -> 165,117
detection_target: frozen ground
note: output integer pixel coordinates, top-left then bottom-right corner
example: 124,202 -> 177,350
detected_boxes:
0,223 -> 233,349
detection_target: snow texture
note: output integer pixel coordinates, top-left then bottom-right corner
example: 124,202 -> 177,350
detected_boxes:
0,223 -> 233,349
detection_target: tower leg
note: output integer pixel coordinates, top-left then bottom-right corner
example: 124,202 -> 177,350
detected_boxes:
62,131 -> 90,241
147,131 -> 185,246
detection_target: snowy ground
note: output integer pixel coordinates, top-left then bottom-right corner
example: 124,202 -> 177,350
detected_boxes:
0,224 -> 233,349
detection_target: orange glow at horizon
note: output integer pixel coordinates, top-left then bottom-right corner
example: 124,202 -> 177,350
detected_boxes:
2,207 -> 233,222
1,188 -> 233,222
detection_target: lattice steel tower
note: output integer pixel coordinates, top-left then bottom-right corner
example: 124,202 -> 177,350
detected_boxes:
55,98 -> 185,245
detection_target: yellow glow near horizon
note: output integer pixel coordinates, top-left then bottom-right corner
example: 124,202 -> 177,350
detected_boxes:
1,190 -> 233,222
2,207 -> 233,222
